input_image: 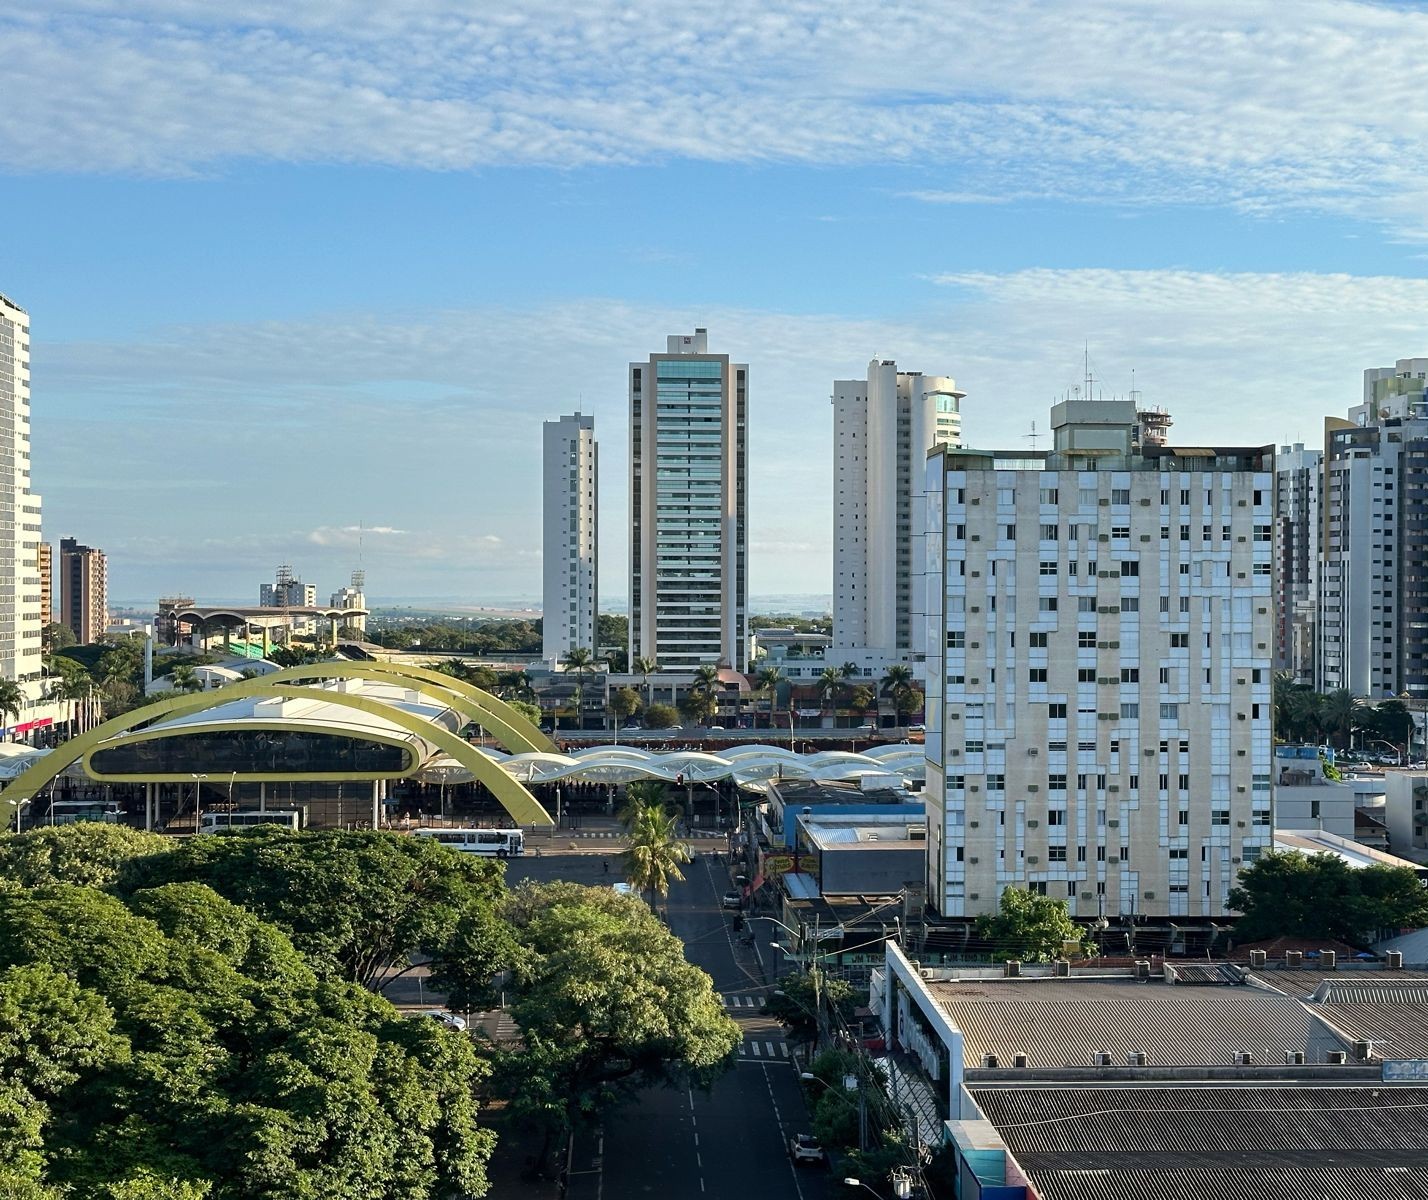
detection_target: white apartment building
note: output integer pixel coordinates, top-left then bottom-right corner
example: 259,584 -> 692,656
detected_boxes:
1274,442 -> 1321,686
1318,359 -> 1428,699
542,412 -> 598,663
832,359 -> 963,678
629,329 -> 747,672
923,399 -> 1274,921
330,570 -> 367,633
0,293 -> 43,693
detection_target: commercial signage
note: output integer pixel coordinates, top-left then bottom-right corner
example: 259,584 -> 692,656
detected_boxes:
1383,1060 -> 1428,1081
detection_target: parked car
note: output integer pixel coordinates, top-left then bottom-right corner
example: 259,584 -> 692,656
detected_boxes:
788,1133 -> 825,1164
856,723 -> 876,733
621,723 -> 642,732
907,723 -> 926,732
409,1010 -> 468,1032
721,890 -> 743,910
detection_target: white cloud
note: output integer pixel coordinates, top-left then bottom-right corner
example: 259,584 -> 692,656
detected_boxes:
6,2 -> 1428,231
35,272 -> 1428,604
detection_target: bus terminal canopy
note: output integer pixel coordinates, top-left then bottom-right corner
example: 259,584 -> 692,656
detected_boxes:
0,661 -> 558,828
418,743 -> 927,790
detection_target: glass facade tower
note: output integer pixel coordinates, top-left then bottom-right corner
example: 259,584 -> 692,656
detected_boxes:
630,329 -> 747,672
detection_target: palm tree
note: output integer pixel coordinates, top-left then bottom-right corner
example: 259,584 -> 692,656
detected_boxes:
623,803 -> 692,909
1285,688 -> 1326,746
634,656 -> 660,708
817,666 -> 843,722
561,647 -> 596,729
618,779 -> 670,831
691,664 -> 722,725
756,664 -> 783,730
170,664 -> 203,694
0,679 -> 24,737
1322,688 -> 1361,751
841,662 -> 859,680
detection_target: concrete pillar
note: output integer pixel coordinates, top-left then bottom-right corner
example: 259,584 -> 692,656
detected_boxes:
371,780 -> 380,829
144,782 -> 153,831
259,782 -> 266,812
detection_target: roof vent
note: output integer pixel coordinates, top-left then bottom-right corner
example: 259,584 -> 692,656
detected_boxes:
1127,1051 -> 1147,1066
1092,1052 -> 1113,1067
1388,950 -> 1405,969
1326,1050 -> 1348,1065
981,1054 -> 1000,1068
1352,1039 -> 1375,1061
1135,960 -> 1152,981
1322,950 -> 1337,970
1248,950 -> 1267,968
1285,1051 -> 1305,1065
1285,950 -> 1304,967
1055,959 -> 1071,977
1004,960 -> 1021,977
1233,1051 -> 1254,1066
1013,1054 -> 1029,1068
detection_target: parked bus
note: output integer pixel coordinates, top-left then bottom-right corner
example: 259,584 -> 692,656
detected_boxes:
198,809 -> 304,834
47,799 -> 122,825
410,827 -> 525,857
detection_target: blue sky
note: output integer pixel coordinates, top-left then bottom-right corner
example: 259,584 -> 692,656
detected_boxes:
4,1 -> 1428,607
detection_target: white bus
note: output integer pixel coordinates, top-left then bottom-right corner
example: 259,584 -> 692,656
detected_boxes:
198,809 -> 303,834
411,827 -> 525,858
47,799 -> 122,825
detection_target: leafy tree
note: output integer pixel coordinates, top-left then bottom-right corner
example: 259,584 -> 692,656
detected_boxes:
846,683 -> 876,715
976,887 -> 1081,962
0,884 -> 494,1199
494,882 -> 740,1169
622,805 -> 692,906
40,623 -> 76,653
677,689 -> 718,725
610,686 -> 642,723
643,701 -> 679,729
507,699 -> 543,726
765,968 -> 857,1047
115,826 -> 513,990
0,825 -> 172,891
1229,850 -> 1428,944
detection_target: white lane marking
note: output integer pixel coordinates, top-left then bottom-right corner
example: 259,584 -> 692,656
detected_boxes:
764,1064 -> 806,1200
751,1040 -> 762,1056
779,1042 -> 790,1057
764,1041 -> 775,1057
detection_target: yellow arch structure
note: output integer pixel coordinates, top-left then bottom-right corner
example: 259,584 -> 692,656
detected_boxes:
0,677 -> 553,827
256,661 -> 556,754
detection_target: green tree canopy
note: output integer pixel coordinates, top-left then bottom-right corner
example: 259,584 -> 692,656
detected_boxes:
765,967 -> 857,1046
0,825 -> 172,891
40,623 -> 77,653
1228,850 -> 1428,944
611,686 -> 642,721
975,887 -> 1082,962
115,826 -> 513,990
0,884 -> 494,1199
643,702 -> 679,729
494,882 -> 740,1164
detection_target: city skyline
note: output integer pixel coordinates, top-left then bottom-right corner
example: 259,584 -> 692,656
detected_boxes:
4,3 -> 1428,601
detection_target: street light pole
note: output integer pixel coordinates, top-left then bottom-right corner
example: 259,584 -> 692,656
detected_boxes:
190,773 -> 208,832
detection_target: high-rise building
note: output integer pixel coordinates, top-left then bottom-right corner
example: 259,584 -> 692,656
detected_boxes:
37,542 -> 52,628
58,537 -> 108,644
1318,359 -> 1428,699
330,569 -> 367,634
1273,443 -> 1322,686
542,412 -> 598,663
0,293 -> 43,688
923,399 -> 1274,921
832,359 -> 964,676
260,565 -> 316,609
629,329 -> 747,672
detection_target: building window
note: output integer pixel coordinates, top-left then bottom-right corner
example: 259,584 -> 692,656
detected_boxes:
1120,597 -> 1139,612
1029,668 -> 1048,683
1039,597 -> 1058,613
1039,561 -> 1058,575
1048,703 -> 1067,719
1030,632 -> 1048,647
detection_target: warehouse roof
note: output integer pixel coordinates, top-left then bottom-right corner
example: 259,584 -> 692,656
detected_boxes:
970,1084 -> 1428,1200
932,977 -> 1326,1068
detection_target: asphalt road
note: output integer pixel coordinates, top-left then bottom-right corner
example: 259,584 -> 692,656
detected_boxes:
555,843 -> 839,1200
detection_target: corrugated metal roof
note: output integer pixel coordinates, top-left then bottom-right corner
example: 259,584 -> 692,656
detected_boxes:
969,1085 -> 1428,1154
1312,1004 -> 1428,1058
1028,1166 -> 1428,1200
1311,980 -> 1428,1005
937,981 -> 1315,1067
1254,969 -> 1428,999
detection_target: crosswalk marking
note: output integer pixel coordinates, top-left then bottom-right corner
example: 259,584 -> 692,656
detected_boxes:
735,1038 -> 790,1059
720,994 -> 759,1008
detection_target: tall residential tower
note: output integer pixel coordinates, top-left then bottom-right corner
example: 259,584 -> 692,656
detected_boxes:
832,359 -> 963,676
1273,443 -> 1322,686
58,537 -> 108,645
0,293 -> 43,688
629,329 -> 747,672
924,400 -> 1274,921
542,412 -> 598,663
1318,359 -> 1428,699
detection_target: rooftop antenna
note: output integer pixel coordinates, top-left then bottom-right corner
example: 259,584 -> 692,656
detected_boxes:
1084,342 -> 1098,401
1025,420 -> 1041,452
1129,367 -> 1141,407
